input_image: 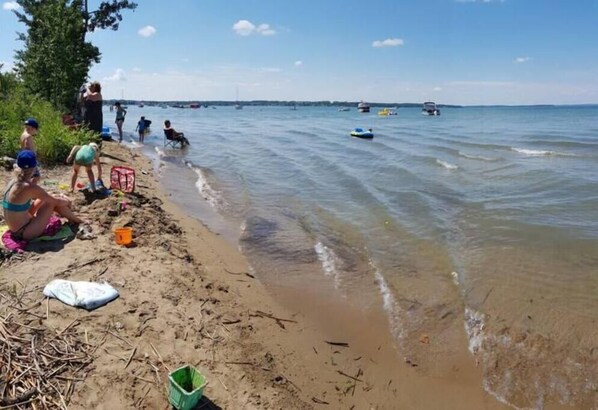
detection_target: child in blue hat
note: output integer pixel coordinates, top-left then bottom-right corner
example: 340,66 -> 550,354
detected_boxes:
20,118 -> 41,183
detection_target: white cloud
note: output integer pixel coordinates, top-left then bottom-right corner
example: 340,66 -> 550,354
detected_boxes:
233,20 -> 276,36
256,24 -> 276,36
104,68 -> 126,82
433,87 -> 442,91
233,20 -> 255,36
138,25 -> 156,38
372,38 -> 404,48
515,56 -> 531,64
294,60 -> 303,66
2,1 -> 20,11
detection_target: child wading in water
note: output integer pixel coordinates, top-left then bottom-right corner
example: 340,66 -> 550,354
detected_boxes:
66,143 -> 102,193
135,116 -> 147,143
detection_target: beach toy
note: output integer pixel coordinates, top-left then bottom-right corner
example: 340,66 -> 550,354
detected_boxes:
76,182 -> 85,189
114,227 -> 132,245
168,365 -> 207,410
58,183 -> 69,190
110,166 -> 136,193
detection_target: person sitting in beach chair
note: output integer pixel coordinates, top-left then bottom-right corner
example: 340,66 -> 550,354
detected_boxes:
163,120 -> 190,148
3,150 -> 85,241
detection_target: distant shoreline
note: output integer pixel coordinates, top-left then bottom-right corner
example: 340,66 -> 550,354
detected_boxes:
103,100 -> 598,109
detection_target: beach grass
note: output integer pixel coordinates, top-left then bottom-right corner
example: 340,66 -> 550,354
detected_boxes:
0,89 -> 96,164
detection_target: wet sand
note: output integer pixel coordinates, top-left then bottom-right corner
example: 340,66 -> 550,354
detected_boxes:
0,141 -> 513,409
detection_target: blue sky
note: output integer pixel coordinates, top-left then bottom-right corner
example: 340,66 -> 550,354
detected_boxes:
1,0 -> 597,105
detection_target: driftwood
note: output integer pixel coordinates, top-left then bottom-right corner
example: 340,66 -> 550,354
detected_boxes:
249,310 -> 297,330
0,284 -> 96,408
324,341 -> 349,348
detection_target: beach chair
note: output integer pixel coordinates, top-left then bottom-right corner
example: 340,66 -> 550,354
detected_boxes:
164,128 -> 183,149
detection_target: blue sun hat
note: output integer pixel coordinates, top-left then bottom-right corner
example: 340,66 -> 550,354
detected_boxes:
24,118 -> 39,129
17,150 -> 37,169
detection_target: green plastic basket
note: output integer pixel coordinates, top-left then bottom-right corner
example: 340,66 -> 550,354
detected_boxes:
168,365 -> 207,410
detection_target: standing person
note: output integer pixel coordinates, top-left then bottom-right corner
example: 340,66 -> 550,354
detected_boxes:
163,120 -> 190,146
66,143 -> 102,193
20,118 -> 38,151
20,118 -> 41,183
135,116 -> 147,143
83,81 -> 103,134
114,102 -> 127,142
3,150 -> 85,241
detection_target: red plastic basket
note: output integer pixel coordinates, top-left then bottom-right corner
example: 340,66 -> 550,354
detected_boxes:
110,166 -> 136,193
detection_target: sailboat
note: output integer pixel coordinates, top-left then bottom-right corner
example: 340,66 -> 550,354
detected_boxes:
234,86 -> 243,110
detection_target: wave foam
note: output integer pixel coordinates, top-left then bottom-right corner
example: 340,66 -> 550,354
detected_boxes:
372,263 -> 404,342
314,242 -> 341,288
464,307 -> 486,354
185,162 -> 227,210
511,147 -> 574,157
436,159 -> 459,170
450,271 -> 460,286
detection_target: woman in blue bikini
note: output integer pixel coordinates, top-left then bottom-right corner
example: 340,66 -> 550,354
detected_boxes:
3,151 -> 84,240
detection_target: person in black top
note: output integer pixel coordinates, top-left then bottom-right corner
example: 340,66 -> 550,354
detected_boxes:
83,81 -> 103,134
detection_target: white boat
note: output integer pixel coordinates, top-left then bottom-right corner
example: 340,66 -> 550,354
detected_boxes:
422,102 -> 440,116
338,107 -> 350,112
357,101 -> 370,113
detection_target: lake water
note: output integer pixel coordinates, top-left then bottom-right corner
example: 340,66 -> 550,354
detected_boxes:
113,104 -> 598,408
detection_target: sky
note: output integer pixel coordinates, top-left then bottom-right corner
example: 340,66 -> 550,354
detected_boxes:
1,0 -> 597,105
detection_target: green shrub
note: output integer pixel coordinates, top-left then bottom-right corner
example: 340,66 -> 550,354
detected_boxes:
0,88 -> 96,165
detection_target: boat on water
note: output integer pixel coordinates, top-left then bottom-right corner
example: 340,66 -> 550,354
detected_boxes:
422,101 -> 440,116
138,101 -> 145,108
338,107 -> 350,112
378,108 -> 397,116
357,101 -> 370,113
189,103 -> 200,109
350,128 -> 374,139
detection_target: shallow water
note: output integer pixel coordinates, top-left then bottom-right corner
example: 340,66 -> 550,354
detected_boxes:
113,104 -> 598,408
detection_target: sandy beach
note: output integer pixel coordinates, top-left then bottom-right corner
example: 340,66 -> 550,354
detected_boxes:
0,141 -> 513,409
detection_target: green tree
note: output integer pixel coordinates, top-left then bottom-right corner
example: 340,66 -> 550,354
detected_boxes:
0,64 -> 20,99
13,0 -> 136,111
83,0 -> 138,33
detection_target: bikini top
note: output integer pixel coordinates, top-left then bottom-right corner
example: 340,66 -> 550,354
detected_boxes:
2,182 -> 32,212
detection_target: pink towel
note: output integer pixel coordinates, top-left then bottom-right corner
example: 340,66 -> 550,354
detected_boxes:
2,216 -> 63,253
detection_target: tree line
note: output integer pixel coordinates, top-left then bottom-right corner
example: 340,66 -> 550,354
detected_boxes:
0,0 -> 137,164
10,0 -> 137,111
